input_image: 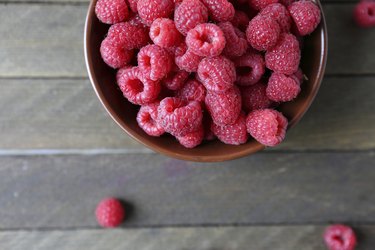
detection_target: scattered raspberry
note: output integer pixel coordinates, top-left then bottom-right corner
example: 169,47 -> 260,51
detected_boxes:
150,18 -> 183,48
198,56 -> 236,93
175,43 -> 203,72
205,86 -> 242,126
95,0 -> 129,24
163,70 -> 189,91
137,102 -> 165,136
265,33 -> 301,75
174,0 -> 209,36
117,67 -> 161,105
246,109 -> 288,146
107,22 -> 150,50
260,3 -> 292,32
234,51 -> 265,86
137,0 -> 174,26
100,38 -> 134,69
212,113 -> 248,145
176,126 -> 204,148
248,0 -> 278,10
231,10 -> 251,31
138,45 -> 173,81
158,97 -> 203,136
288,0 -> 321,36
246,15 -> 281,51
176,79 -> 206,103
266,72 -> 301,102
241,82 -> 273,112
353,1 -> 375,28
95,198 -> 125,228
186,23 -> 226,57
201,0 -> 235,22
324,224 -> 357,250
218,22 -> 248,58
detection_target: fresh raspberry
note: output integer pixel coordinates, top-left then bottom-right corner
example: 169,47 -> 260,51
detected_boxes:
158,97 -> 203,136
128,14 -> 148,27
246,15 -> 281,51
163,70 -> 189,91
95,198 -> 125,228
137,0 -> 174,26
291,68 -> 304,84
205,86 -> 242,126
288,0 -> 321,36
175,43 -> 203,72
138,45 -> 173,81
324,224 -> 357,250
241,82 -> 273,112
100,38 -> 134,69
266,72 -> 301,102
198,56 -> 236,93
150,18 -> 183,48
176,126 -> 204,148
234,51 -> 265,86
212,113 -> 248,145
201,0 -> 235,22
176,79 -> 206,103
260,3 -> 292,32
117,67 -> 161,105
248,0 -> 278,10
246,109 -> 288,146
107,22 -> 150,50
353,1 -> 375,28
127,0 -> 138,12
95,0 -> 130,24
218,22 -> 248,58
231,10 -> 251,31
137,102 -> 165,136
265,33 -> 301,75
186,23 -> 226,57
174,0 -> 209,36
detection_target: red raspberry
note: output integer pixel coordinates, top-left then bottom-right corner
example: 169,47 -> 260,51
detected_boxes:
107,22 -> 150,50
138,45 -> 173,81
175,43 -> 203,72
353,1 -> 375,28
246,109 -> 288,146
100,38 -> 134,69
116,67 -> 161,105
246,15 -> 281,51
137,0 -> 174,26
218,22 -> 248,58
137,102 -> 165,136
241,82 -> 273,112
158,97 -> 203,136
265,33 -> 301,75
288,0 -> 321,36
234,51 -> 265,86
205,86 -> 242,126
150,18 -> 183,48
212,113 -> 248,145
176,126 -> 204,148
176,79 -> 206,103
260,3 -> 292,32
324,224 -> 357,250
198,56 -> 236,93
95,198 -> 125,228
95,0 -> 129,24
201,0 -> 235,22
174,0 -> 209,36
266,72 -> 301,102
163,70 -> 189,91
127,0 -> 138,12
186,23 -> 226,57
248,0 -> 278,10
291,68 -> 304,84
231,10 -> 251,32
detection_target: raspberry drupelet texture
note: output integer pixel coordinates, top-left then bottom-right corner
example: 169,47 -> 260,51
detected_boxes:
174,0 -> 209,36
138,45 -> 173,81
117,67 -> 161,105
176,126 -> 204,148
175,42 -> 203,72
212,113 -> 248,145
353,1 -> 375,28
267,72 -> 301,102
234,51 -> 265,86
201,0 -> 235,22
95,0 -> 130,24
265,33 -> 301,75
241,82 -> 273,112
137,102 -> 165,136
163,70 -> 189,91
176,79 -> 206,103
150,18 -> 183,48
186,23 -> 226,57
137,0 -> 174,26
324,224 -> 357,250
100,38 -> 134,69
260,3 -> 292,32
95,198 -> 125,228
231,10 -> 251,32
246,15 -> 281,51
288,0 -> 321,36
246,109 -> 288,146
107,22 -> 150,50
198,56 -> 236,93
127,0 -> 138,12
248,0 -> 278,10
218,22 -> 248,58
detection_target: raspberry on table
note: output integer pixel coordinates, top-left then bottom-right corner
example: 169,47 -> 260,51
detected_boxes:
234,51 -> 265,86
163,70 -> 189,91
117,67 -> 161,105
266,72 -> 301,102
174,43 -> 203,73
186,23 -> 226,57
260,3 -> 292,32
265,33 -> 301,75
137,102 -> 165,136
95,0 -> 130,24
176,79 -> 206,103
212,113 -> 248,145
176,126 -> 204,148
288,0 -> 321,36
137,0 -> 174,26
150,18 -> 183,48
323,224 -> 357,250
218,22 -> 248,58
231,10 -> 251,32
201,0 -> 235,22
138,45 -> 173,81
353,1 -> 375,28
107,22 -> 150,50
95,198 -> 125,228
174,0 -> 209,36
241,81 -> 273,112
100,38 -> 134,69
248,0 -> 278,10
246,15 -> 281,51
127,0 -> 138,12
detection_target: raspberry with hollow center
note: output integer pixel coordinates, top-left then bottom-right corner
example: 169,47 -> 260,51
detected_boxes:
323,224 -> 357,250
234,51 -> 265,86
176,126 -> 204,148
95,0 -> 130,24
241,82 -> 273,112
95,198 -> 125,228
248,0 -> 278,10
137,102 -> 165,136
218,22 -> 248,58
201,0 -> 235,22
212,113 -> 248,145
260,3 -> 292,32
176,79 -> 206,103
175,43 -> 203,73
163,70 -> 189,91
138,45 -> 173,81
353,1 -> 375,28
107,22 -> 150,50
288,0 -> 321,36
246,15 -> 281,51
100,38 -> 134,69
266,72 -> 301,102
174,0 -> 209,36
137,0 -> 174,26
150,18 -> 183,48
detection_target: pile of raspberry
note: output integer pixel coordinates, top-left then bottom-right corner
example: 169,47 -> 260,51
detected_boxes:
95,0 -> 321,148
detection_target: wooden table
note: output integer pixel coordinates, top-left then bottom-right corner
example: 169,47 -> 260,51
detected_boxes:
1,0 -> 374,249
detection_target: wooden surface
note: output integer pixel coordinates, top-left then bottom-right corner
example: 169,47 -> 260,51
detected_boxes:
0,0 -> 374,249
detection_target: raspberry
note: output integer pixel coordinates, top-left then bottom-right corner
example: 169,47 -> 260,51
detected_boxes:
127,0 -> 138,12
231,10 -> 251,32
163,70 -> 189,90
117,67 -> 161,105
205,86 -> 242,126
246,15 -> 281,51
107,22 -> 150,50
201,0 -> 235,22
265,33 -> 301,75
353,1 -> 375,28
324,224 -> 357,250
288,0 -> 321,36
138,45 -> 173,81
246,109 -> 288,146
260,3 -> 292,32
175,43 -> 203,72
95,198 -> 125,228
266,72 -> 301,102
174,0 -> 209,36
95,0 -> 129,24
137,0 -> 174,26
176,79 -> 206,103
212,113 -> 248,145
158,97 -> 203,136
137,102 -> 165,136
218,22 -> 248,58
291,68 -> 304,84
100,38 -> 134,69
150,18 -> 183,48
248,0 -> 278,10
234,51 -> 265,86
176,126 -> 204,148
241,82 -> 273,112
186,23 -> 226,57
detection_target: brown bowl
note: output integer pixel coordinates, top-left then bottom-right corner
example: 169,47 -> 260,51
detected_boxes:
84,1 -> 328,162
